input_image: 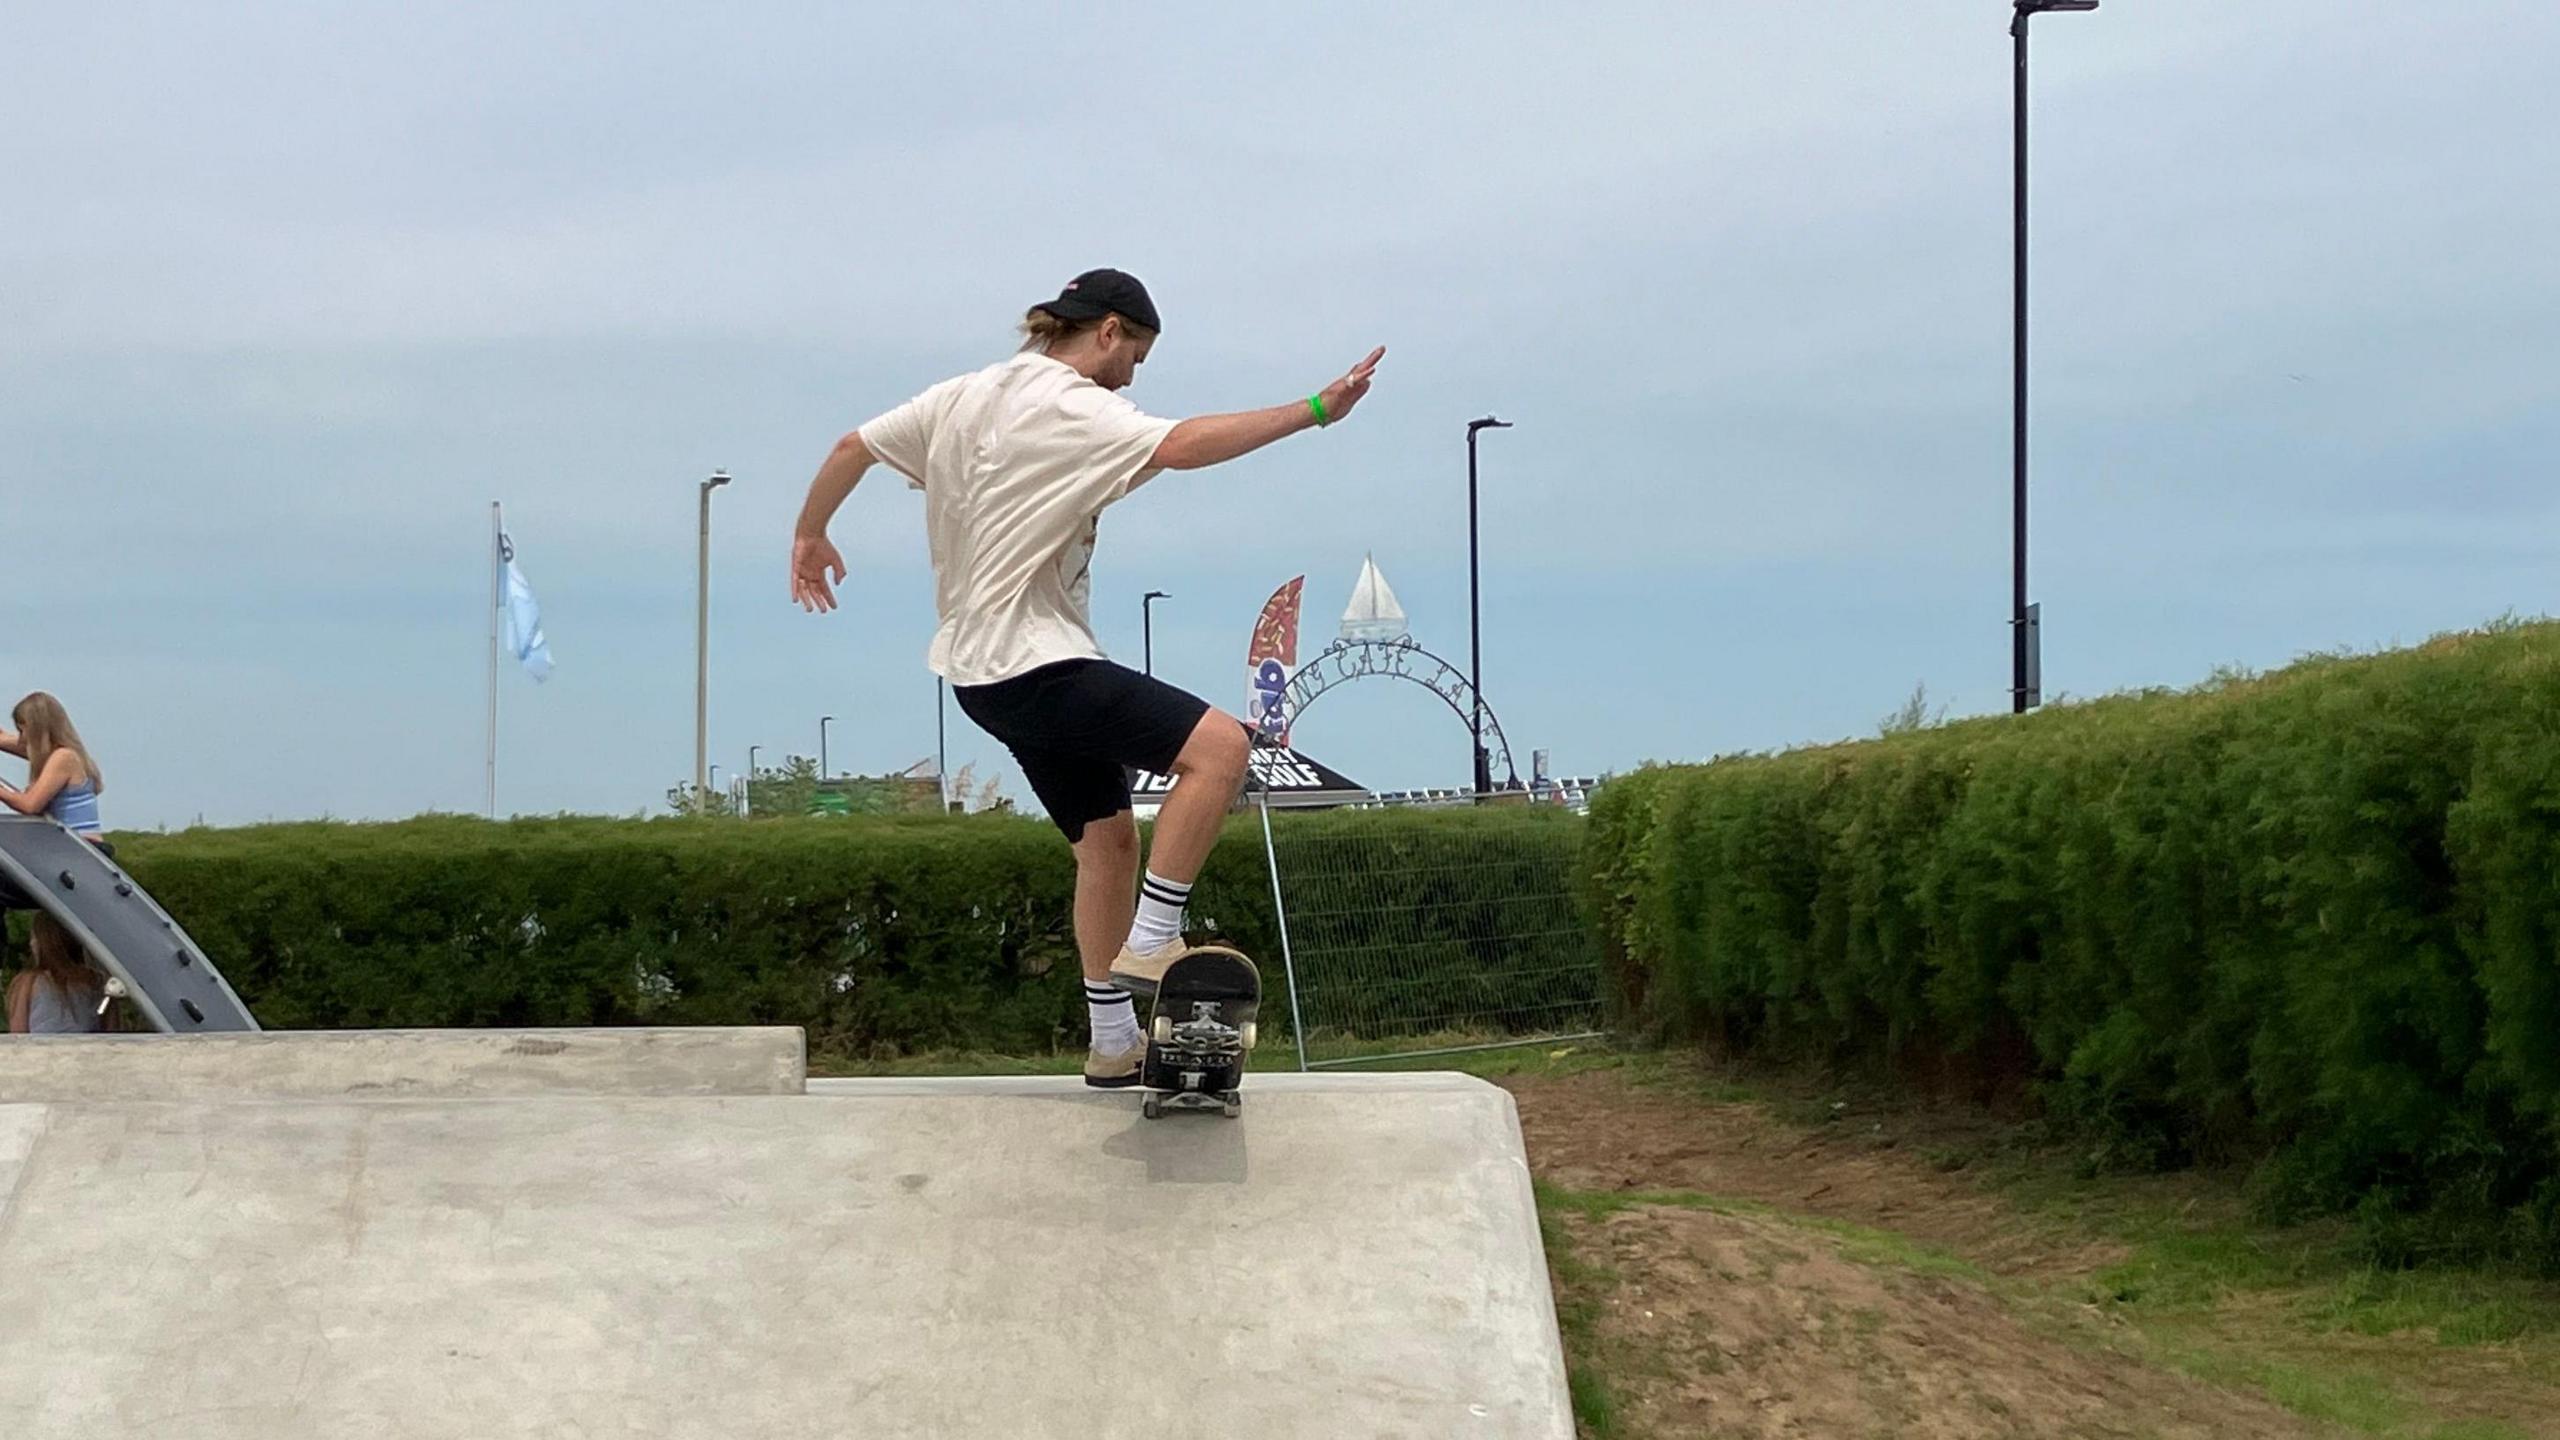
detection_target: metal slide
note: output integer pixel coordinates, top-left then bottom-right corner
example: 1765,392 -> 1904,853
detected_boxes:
0,815 -> 258,1032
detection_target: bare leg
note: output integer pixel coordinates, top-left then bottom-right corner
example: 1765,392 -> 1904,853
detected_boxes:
1071,811 -> 1139,984
1143,710 -> 1250,886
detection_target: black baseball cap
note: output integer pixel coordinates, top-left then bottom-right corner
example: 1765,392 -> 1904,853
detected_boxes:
1031,268 -> 1161,335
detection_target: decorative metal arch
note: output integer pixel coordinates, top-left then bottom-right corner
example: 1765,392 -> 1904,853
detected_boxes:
1279,637 -> 1518,787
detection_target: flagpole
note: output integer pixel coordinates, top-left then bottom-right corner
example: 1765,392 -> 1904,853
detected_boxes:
487,501 -> 501,819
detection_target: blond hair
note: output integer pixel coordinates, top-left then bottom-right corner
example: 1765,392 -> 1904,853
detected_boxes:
27,913 -> 95,985
12,692 -> 102,795
1018,307 -> 1155,354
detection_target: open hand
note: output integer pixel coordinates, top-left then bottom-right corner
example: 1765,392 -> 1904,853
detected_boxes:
1318,346 -> 1386,426
790,531 -> 846,614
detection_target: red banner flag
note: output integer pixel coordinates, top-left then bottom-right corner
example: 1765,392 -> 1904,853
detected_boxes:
1245,576 -> 1305,746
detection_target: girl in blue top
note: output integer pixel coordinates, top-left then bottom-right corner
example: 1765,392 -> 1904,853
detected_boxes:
1,692 -> 106,838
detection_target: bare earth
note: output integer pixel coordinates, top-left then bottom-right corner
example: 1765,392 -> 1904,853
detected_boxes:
1505,1068 -> 2333,1440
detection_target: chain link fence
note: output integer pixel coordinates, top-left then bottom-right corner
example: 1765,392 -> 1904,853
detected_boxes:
1254,786 -> 1607,1069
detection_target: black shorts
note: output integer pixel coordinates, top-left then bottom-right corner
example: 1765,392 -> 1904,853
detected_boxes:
952,659 -> 1214,842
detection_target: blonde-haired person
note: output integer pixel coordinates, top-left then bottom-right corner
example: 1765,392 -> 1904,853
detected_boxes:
7,913 -> 113,1034
1,691 -> 107,840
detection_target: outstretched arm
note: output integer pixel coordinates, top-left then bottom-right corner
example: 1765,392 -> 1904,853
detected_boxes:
1150,346 -> 1384,474
0,727 -> 22,759
790,431 -> 876,614
0,750 -> 77,815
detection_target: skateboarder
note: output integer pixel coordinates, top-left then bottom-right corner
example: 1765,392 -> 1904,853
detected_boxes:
789,268 -> 1381,1087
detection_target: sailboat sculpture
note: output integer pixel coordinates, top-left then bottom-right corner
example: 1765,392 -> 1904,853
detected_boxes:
1339,554 -> 1411,644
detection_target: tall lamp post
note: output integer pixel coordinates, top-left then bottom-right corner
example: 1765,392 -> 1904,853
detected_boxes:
1465,416 -> 1511,794
746,744 -> 762,818
695,470 -> 731,802
1142,590 -> 1170,676
2011,0 -> 2095,714
820,715 -> 835,778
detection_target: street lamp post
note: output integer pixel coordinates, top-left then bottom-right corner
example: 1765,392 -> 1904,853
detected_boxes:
2012,0 -> 2096,714
695,470 -> 730,802
935,678 -> 949,812
1465,417 -> 1511,794
1142,590 -> 1170,676
746,744 -> 762,818
820,715 -> 835,778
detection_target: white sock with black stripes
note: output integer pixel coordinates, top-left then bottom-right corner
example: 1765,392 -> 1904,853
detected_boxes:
1085,981 -> 1140,1053
1125,871 -> 1192,954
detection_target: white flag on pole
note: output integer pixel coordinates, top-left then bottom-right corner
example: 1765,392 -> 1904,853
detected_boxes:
499,533 -> 554,682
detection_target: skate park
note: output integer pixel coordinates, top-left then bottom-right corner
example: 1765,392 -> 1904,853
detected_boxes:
15,3 -> 2560,1435
0,819 -> 1573,1439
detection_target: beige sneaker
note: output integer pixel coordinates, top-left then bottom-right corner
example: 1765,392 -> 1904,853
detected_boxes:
1083,1037 -> 1145,1089
1108,940 -> 1252,999
1107,938 -> 1187,997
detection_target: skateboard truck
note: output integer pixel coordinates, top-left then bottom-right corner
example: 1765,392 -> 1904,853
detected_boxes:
1138,948 -> 1262,1121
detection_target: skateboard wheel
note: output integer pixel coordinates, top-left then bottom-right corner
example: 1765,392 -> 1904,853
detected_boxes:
1151,1015 -> 1173,1044
1142,1095 -> 1164,1120
1238,1021 -> 1258,1052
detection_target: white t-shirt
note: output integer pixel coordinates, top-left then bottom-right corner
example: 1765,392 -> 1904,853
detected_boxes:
860,351 -> 1179,687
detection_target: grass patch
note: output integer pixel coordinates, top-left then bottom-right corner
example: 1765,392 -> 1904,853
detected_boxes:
1539,1203 -> 1627,1438
2146,1324 -> 2413,1434
2306,1268 -> 2560,1345
1297,1031 -> 1630,1078
1534,1180 -> 1987,1283
2077,1202 -> 2560,1348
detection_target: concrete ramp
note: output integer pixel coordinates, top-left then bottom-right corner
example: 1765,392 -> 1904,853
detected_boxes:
0,1026 -> 806,1102
0,1033 -> 1571,1440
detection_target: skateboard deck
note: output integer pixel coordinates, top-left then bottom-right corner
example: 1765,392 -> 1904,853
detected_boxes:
1139,947 -> 1261,1119
0,815 -> 260,1033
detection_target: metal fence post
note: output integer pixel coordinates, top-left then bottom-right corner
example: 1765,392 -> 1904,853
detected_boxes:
1257,784 -> 1314,1073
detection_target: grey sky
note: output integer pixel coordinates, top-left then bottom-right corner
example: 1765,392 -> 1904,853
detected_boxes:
6,2 -> 2554,828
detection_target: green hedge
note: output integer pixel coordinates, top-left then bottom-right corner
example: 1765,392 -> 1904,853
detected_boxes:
70,805 -> 1582,1060
1582,620 -> 2560,1251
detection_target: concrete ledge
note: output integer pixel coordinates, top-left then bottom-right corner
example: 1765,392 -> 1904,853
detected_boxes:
0,1027 -> 807,1101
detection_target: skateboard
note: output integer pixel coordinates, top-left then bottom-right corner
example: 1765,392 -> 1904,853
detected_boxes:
1139,947 -> 1261,1119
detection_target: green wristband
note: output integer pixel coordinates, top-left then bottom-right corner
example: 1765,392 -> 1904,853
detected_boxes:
1308,393 -> 1330,428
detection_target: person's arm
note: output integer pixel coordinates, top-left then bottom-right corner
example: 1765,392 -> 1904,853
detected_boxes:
789,430 -> 877,614
0,726 -> 23,759
1150,346 -> 1385,473
6,972 -> 32,1034
0,750 -> 77,815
